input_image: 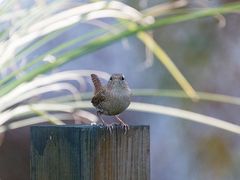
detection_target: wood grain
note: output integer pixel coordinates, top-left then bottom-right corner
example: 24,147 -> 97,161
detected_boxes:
31,125 -> 150,180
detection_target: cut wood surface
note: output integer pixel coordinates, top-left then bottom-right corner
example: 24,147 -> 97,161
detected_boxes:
31,125 -> 150,180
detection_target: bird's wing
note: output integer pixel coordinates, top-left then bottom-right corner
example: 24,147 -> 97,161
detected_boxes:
91,74 -> 102,94
91,89 -> 106,107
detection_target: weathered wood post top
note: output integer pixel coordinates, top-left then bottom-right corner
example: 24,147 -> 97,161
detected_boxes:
31,125 -> 150,180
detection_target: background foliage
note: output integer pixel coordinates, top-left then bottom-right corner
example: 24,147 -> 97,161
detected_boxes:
0,0 -> 240,179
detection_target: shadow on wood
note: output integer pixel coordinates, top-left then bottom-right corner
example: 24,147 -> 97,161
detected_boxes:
30,125 -> 150,180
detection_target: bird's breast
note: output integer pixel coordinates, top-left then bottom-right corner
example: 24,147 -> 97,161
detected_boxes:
101,90 -> 131,115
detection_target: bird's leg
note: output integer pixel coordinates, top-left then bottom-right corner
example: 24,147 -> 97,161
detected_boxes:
114,115 -> 129,133
97,111 -> 113,133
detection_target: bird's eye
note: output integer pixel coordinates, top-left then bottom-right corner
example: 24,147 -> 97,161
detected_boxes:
110,77 -> 113,80
121,76 -> 125,80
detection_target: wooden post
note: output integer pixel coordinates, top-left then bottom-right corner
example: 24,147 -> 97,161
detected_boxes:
30,125 -> 150,180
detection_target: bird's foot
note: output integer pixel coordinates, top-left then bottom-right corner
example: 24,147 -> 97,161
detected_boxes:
114,115 -> 129,134
120,122 -> 129,134
103,123 -> 114,134
97,111 -> 114,133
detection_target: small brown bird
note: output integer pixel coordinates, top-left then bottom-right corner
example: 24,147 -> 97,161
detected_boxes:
91,73 -> 131,131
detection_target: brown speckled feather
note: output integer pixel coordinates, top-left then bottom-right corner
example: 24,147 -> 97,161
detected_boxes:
91,89 -> 106,107
91,74 -> 102,94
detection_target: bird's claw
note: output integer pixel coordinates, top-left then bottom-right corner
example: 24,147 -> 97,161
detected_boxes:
120,123 -> 129,134
104,123 -> 114,134
101,122 -> 129,134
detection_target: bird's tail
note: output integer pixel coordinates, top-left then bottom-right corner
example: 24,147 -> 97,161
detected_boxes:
91,74 -> 102,94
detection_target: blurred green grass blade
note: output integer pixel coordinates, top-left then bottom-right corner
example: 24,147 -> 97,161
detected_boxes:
0,115 -> 72,133
0,1 -> 69,70
142,0 -> 188,17
0,21 -> 128,87
132,89 -> 240,105
0,28 -> 68,72
29,106 -> 65,125
121,16 -> 198,100
0,20 -> 127,87
1,101 -> 240,134
145,2 -> 240,30
136,32 -> 199,100
43,101 -> 240,134
0,30 -> 7,40
0,30 -> 121,95
0,27 -> 106,87
129,102 -> 240,134
12,17 -> 74,63
16,28 -> 67,59
0,2 -> 240,96
0,0 -> 14,14
0,29 -> 9,42
44,89 -> 240,107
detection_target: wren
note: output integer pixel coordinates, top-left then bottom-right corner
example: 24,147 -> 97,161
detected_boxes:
91,73 -> 131,131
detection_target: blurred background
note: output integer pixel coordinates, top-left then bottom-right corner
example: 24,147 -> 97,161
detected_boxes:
0,0 -> 240,179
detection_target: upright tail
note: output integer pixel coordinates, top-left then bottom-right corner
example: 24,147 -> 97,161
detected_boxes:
91,74 -> 102,94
